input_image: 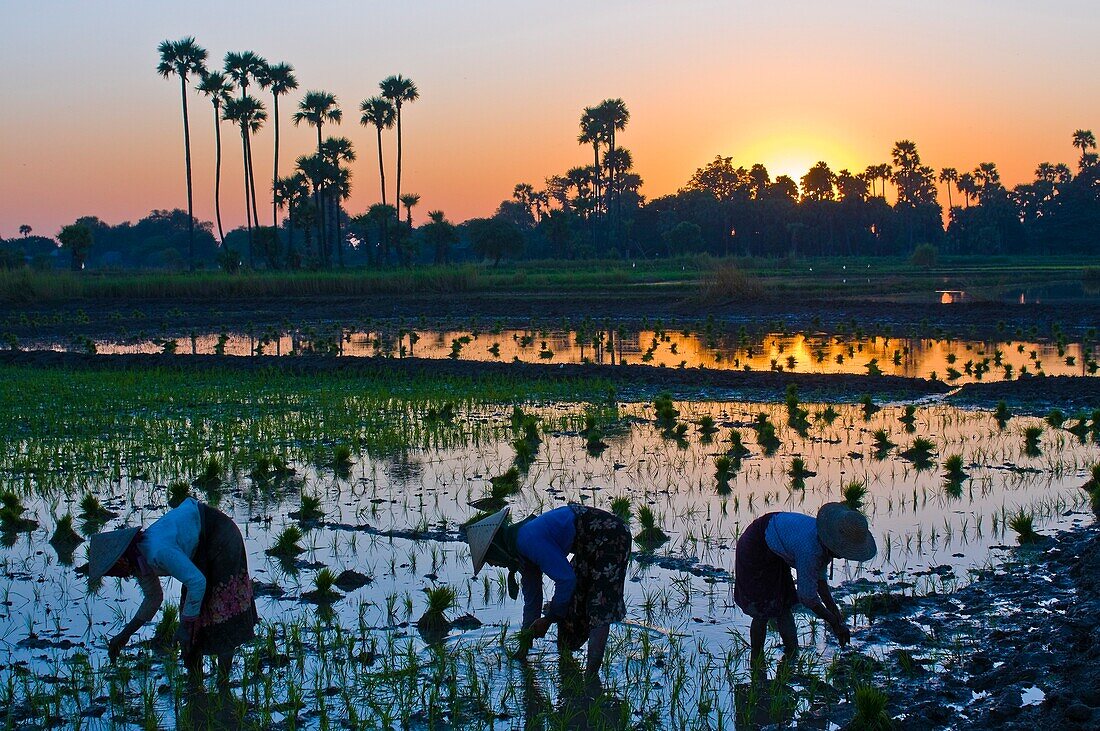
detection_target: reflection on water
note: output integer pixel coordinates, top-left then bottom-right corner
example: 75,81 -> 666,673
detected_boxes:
53,327 -> 1100,383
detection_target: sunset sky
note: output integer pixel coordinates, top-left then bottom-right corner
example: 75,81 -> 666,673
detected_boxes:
2,1 -> 1098,238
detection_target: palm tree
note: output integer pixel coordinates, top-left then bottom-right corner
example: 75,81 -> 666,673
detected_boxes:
320,136 -> 356,266
196,71 -> 234,245
422,210 -> 458,264
578,107 -> 604,217
274,172 -> 308,265
399,193 -> 421,227
259,62 -> 298,227
157,38 -> 208,270
18,225 -> 31,238
295,153 -> 330,263
379,76 -> 419,207
224,52 -> 269,229
223,96 -> 267,266
1072,129 -> 1096,166
359,96 -> 396,206
293,91 -> 341,252
596,99 -> 629,228
938,167 -> 959,209
956,172 -> 977,208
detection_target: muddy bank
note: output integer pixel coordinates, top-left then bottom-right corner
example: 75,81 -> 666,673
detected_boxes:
950,376 -> 1100,413
3,293 -> 1099,342
852,520 -> 1100,730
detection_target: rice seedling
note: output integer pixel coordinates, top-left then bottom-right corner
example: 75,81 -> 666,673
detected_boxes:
727,429 -> 751,458
994,401 -> 1011,427
166,480 -> 190,508
752,414 -> 780,455
698,414 -> 718,436
267,525 -> 305,557
1008,510 -> 1041,544
653,393 -> 679,425
0,491 -> 37,532
194,455 -> 224,489
610,496 -> 632,521
635,506 -> 670,548
1080,464 -> 1100,516
848,684 -> 893,730
859,394 -> 880,420
816,405 -> 840,424
943,454 -> 967,482
1024,425 -> 1043,457
787,457 -> 816,485
292,493 -> 324,522
416,585 -> 458,634
152,603 -> 179,650
900,437 -> 936,467
79,493 -> 116,522
843,480 -> 868,511
304,568 -> 344,603
872,429 -> 895,454
1046,408 -> 1066,428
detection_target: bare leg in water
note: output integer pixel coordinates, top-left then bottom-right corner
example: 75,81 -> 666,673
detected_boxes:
187,652 -> 204,689
586,624 -> 610,678
217,654 -> 233,689
750,611 -> 799,681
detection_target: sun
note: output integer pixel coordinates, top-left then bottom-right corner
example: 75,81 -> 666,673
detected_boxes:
737,131 -> 861,183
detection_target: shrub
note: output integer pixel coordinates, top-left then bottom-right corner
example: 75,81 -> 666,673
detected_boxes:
909,244 -> 937,268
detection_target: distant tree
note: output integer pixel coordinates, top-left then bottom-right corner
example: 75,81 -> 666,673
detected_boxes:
359,96 -> 396,206
835,169 -> 869,201
320,136 -> 356,265
939,167 -> 959,210
956,172 -> 977,208
367,203 -> 399,263
685,156 -> 748,201
58,223 -> 93,271
196,71 -> 234,244
274,172 -> 309,265
766,176 -> 799,202
801,161 -> 837,201
223,52 -> 269,229
596,98 -> 630,226
157,37 -> 208,270
466,217 -> 523,266
399,193 -> 421,227
379,75 -> 419,207
662,221 -> 704,256
259,62 -> 299,227
747,164 -> 771,198
421,210 -> 458,264
294,91 -> 342,252
223,95 -> 267,266
18,225 -> 31,238
1072,129 -> 1096,168
578,107 -> 605,218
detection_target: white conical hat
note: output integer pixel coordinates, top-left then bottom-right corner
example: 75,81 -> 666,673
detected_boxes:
466,506 -> 510,576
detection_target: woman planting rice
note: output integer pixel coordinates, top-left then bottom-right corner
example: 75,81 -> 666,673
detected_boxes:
88,497 -> 258,687
734,502 -> 876,679
466,504 -> 631,679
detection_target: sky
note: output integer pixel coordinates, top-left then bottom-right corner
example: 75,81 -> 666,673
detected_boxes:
2,0 -> 1099,238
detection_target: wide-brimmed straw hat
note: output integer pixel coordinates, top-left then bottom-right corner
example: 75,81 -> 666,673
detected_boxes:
466,507 -> 510,576
816,503 -> 877,562
87,527 -> 140,580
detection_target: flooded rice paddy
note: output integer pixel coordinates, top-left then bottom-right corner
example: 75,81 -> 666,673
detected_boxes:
40,324 -> 1100,384
1,372 -> 1097,729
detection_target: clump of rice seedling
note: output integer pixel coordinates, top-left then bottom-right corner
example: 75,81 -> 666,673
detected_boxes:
1023,425 -> 1043,457
512,436 -> 537,470
250,454 -> 293,483
785,385 -> 808,421
816,405 -> 840,424
610,497 -> 631,521
471,467 -> 523,511
753,414 -> 781,455
1080,464 -> 1100,517
872,429 -> 895,454
49,513 -> 83,563
267,525 -> 304,557
1045,408 -> 1066,428
634,506 -> 669,548
848,684 -> 893,730
843,480 -> 868,511
653,393 -> 678,425
0,491 -> 37,532
332,444 -> 353,467
900,437 -> 936,467
426,401 -> 456,422
291,493 -> 324,522
859,394 -> 880,420
788,457 -> 816,482
194,455 -> 224,489
865,359 -> 883,377
727,430 -> 750,458
1065,413 -> 1091,439
994,401 -> 1011,427
698,414 -> 718,436
167,481 -> 190,508
943,454 -> 967,482
79,493 -> 117,522
303,568 -> 344,604
416,585 -> 458,634
1008,510 -> 1041,544
152,604 -> 180,650
582,414 -> 609,453
898,405 -> 917,430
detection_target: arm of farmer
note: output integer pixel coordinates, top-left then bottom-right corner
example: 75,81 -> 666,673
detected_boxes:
817,579 -> 850,646
512,568 -> 544,660
109,573 -> 163,661
795,559 -> 848,645
528,546 -> 576,632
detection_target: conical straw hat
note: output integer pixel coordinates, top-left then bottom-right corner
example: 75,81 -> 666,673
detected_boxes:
87,527 -> 140,580
466,506 -> 510,576
816,503 -> 877,562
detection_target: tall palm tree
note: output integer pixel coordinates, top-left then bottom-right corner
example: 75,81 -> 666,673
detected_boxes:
157,38 -> 208,271
399,193 -> 421,227
1072,129 -> 1097,167
294,91 -> 342,253
359,97 -> 396,206
578,107 -> 604,217
224,52 -> 269,229
196,71 -> 234,245
379,75 -> 419,206
956,172 -> 977,208
320,136 -> 356,266
223,96 -> 267,267
596,98 -> 629,227
938,167 -> 959,210
259,62 -> 298,228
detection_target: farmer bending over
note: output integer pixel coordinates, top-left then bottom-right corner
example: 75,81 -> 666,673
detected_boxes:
466,504 -> 631,679
734,502 -> 876,679
88,497 -> 258,688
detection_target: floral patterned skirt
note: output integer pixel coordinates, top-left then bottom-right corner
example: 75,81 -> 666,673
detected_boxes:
181,503 -> 258,657
557,505 -> 631,650
734,512 -> 798,620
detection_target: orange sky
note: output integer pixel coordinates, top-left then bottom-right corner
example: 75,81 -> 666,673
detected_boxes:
2,1 -> 1098,238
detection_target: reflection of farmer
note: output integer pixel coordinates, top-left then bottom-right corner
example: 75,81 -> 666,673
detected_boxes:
734,503 -> 876,677
467,504 -> 630,678
88,497 -> 258,686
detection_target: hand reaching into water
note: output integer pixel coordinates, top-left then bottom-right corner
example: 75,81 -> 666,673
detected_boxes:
107,634 -> 127,663
834,622 -> 851,647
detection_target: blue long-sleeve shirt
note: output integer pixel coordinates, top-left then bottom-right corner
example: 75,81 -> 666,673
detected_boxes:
516,506 -> 577,626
